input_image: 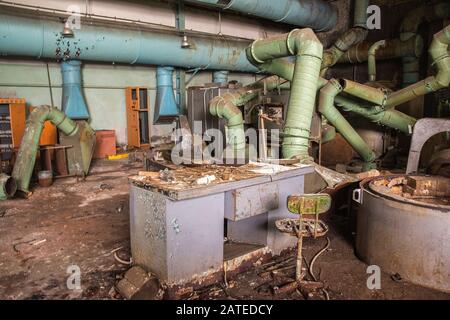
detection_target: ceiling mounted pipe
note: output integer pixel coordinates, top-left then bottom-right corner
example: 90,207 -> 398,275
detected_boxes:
154,66 -> 180,124
184,0 -> 338,31
0,11 -> 257,72
61,60 -> 90,120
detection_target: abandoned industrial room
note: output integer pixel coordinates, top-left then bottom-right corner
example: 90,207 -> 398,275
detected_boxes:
0,0 -> 449,303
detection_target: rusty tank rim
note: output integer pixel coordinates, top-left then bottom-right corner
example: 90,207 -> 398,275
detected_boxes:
359,174 -> 450,212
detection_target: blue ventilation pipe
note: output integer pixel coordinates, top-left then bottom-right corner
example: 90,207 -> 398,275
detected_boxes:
213,71 -> 229,84
61,60 -> 90,120
0,12 -> 257,72
184,0 -> 338,31
154,67 -> 179,123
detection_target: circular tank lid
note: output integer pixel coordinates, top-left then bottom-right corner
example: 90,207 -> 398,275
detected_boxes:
363,175 -> 450,210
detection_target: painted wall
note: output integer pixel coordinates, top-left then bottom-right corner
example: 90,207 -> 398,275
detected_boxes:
0,59 -> 259,144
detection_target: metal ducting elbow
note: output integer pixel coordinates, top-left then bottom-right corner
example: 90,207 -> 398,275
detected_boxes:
209,93 -> 246,153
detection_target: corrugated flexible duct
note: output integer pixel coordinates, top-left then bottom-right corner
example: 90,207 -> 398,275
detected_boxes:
246,29 -> 323,160
11,106 -> 79,195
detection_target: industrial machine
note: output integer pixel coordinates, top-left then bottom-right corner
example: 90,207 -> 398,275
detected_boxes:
186,82 -> 322,162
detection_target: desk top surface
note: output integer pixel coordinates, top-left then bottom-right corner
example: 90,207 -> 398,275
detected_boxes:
129,162 -> 314,200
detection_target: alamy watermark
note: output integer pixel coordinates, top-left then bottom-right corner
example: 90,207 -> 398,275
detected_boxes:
67,265 -> 82,291
366,265 -> 381,290
170,121 -> 281,165
367,5 -> 381,30
65,5 -> 82,31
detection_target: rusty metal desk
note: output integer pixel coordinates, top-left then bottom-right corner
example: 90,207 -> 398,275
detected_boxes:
129,163 -> 314,286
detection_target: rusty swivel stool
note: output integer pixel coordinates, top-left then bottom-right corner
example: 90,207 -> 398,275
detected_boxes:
275,194 -> 331,290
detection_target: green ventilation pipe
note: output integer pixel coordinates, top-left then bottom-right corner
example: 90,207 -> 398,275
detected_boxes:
318,79 -> 376,162
209,75 -> 283,153
247,29 -> 323,160
0,174 -> 17,200
334,95 -> 416,134
321,0 -> 370,75
386,25 -> 450,108
12,106 -> 79,195
339,79 -> 388,106
259,58 -> 329,90
400,2 -> 450,86
368,40 -> 386,82
258,58 -> 416,134
337,36 -> 423,64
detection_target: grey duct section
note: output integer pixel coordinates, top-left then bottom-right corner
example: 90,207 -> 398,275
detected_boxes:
184,0 -> 338,31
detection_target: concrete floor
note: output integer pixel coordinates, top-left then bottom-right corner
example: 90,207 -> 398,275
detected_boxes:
0,160 -> 449,300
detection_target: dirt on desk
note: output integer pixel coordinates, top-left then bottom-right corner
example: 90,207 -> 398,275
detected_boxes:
129,163 -> 277,193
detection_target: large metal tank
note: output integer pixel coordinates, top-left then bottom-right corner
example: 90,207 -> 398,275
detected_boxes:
353,175 -> 450,292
